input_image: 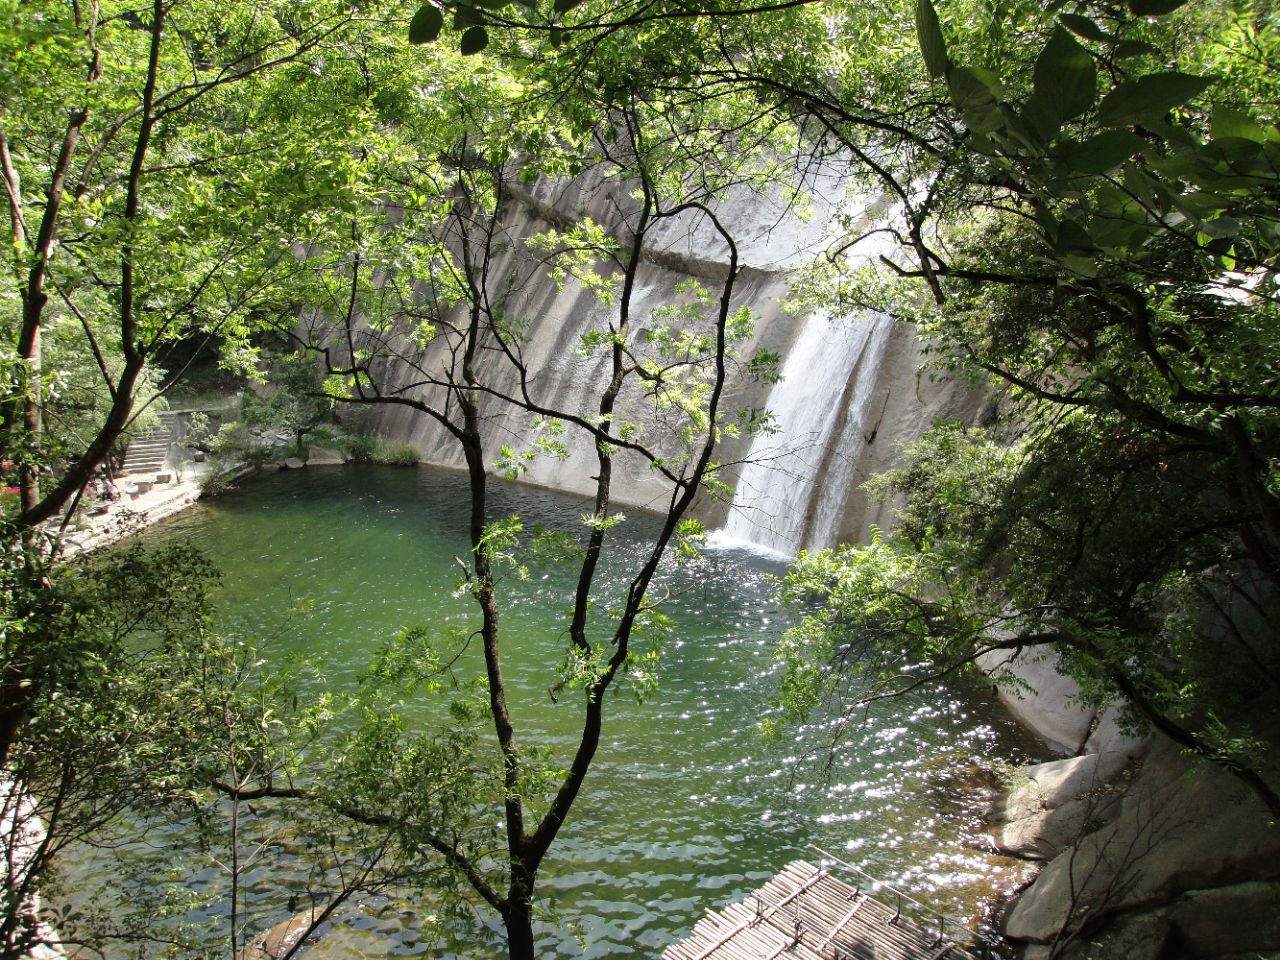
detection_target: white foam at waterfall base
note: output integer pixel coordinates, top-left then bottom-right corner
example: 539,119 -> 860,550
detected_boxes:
720,309 -> 893,556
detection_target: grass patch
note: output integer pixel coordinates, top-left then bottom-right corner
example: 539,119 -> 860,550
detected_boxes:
344,434 -> 420,466
371,439 -> 420,466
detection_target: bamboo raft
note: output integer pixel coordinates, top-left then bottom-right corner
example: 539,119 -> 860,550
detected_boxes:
661,860 -> 979,960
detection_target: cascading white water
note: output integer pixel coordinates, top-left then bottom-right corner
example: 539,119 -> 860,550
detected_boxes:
806,313 -> 894,550
715,309 -> 894,556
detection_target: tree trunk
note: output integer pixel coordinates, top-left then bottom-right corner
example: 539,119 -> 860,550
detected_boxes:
503,898 -> 536,960
18,323 -> 41,514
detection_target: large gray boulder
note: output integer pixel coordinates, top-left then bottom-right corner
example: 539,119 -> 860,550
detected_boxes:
978,648 -> 1097,755
237,907 -> 331,959
1003,725 -> 1280,953
994,752 -> 1136,860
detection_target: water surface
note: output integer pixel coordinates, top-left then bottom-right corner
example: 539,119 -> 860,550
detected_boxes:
96,465 -> 1042,955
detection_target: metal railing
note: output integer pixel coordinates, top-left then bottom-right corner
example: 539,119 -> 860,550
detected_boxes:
807,844 -> 1007,958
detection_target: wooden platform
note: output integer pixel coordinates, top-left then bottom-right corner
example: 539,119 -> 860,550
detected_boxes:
661,861 -> 979,960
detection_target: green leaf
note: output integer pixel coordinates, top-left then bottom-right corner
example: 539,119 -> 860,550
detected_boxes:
1056,218 -> 1093,252
964,105 -> 1006,134
1096,72 -> 1213,128
459,24 -> 489,54
452,4 -> 480,28
1058,13 -> 1108,42
1129,0 -> 1189,15
1212,106 -> 1269,143
1063,129 -> 1145,174
949,65 -> 1002,113
969,131 -> 999,155
1034,26 -> 1097,124
1033,203 -> 1060,242
1020,96 -> 1059,146
408,4 -> 443,44
1207,136 -> 1264,163
1199,216 -> 1241,239
1061,252 -> 1100,277
1113,40 -> 1160,59
1142,118 -> 1199,147
1086,215 -> 1143,252
1173,190 -> 1232,218
916,0 -> 949,80
554,0 -> 586,11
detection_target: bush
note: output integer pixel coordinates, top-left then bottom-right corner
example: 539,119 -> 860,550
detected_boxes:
340,433 -> 418,466
198,469 -> 234,498
343,433 -> 379,463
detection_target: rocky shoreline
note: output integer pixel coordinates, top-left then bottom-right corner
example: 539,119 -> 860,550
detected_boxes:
982,652 -> 1280,959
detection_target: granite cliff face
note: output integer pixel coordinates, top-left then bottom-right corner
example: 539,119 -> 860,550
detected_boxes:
359,172 -> 986,556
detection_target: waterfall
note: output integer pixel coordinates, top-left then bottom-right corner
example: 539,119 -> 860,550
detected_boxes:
714,309 -> 894,557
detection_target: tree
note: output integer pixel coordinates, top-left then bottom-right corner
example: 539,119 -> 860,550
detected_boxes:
172,8 -> 864,951
0,2 -> 487,951
1,539 -> 223,958
226,349 -> 338,462
773,0 -> 1280,816
182,59 -> 794,955
4,2 -> 794,951
0,0 -> 445,739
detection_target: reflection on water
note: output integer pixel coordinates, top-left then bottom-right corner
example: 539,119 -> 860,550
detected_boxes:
70,465 -> 1043,956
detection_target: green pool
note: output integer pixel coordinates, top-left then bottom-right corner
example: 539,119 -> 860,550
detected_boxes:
79,464 -> 1041,956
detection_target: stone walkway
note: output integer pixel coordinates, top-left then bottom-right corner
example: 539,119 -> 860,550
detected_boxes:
60,466 -> 208,554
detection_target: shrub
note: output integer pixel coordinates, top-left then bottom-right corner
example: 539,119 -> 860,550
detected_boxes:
343,433 -> 379,463
198,469 -> 234,498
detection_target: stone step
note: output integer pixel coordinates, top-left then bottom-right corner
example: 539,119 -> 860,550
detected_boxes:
122,419 -> 177,473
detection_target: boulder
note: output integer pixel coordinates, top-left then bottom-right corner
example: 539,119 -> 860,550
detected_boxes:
1053,909 -> 1174,960
977,648 -> 1096,755
305,446 -> 347,466
1048,883 -> 1280,960
237,907 -> 330,960
1084,702 -> 1151,760
1165,882 -> 1280,957
1003,729 -> 1280,945
995,753 -> 1133,860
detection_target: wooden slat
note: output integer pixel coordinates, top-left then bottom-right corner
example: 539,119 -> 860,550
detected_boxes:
663,861 -> 981,960
814,896 -> 866,951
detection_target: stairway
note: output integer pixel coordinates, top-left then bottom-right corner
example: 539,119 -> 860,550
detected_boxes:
121,412 -> 175,477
